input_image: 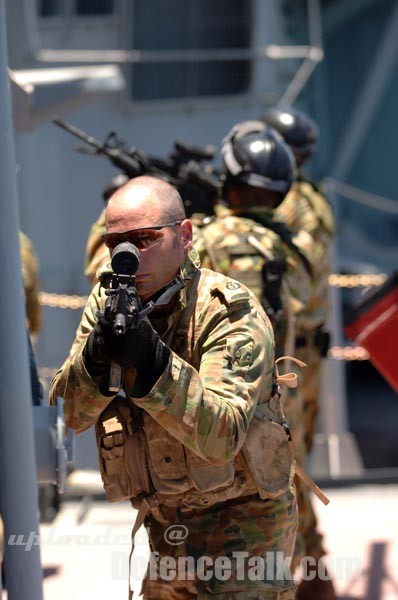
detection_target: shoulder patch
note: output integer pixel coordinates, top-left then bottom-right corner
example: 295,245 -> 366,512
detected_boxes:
226,281 -> 240,290
213,279 -> 251,306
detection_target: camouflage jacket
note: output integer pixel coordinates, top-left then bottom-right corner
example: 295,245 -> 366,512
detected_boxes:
275,176 -> 335,260
50,251 -> 295,507
192,205 -> 318,354
19,231 -> 41,336
275,177 -> 335,330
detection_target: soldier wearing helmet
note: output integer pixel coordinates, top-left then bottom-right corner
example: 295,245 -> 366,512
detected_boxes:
260,107 -> 334,257
194,120 -> 317,351
260,106 -> 319,166
192,121 -> 331,590
261,107 -> 336,600
221,120 -> 296,200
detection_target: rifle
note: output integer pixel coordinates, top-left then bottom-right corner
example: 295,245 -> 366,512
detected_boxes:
150,138 -> 216,178
101,241 -> 184,391
53,117 -> 178,185
53,117 -> 222,216
151,138 -> 221,215
101,242 -> 154,391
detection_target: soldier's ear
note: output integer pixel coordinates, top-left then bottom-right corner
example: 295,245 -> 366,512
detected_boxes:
180,219 -> 192,248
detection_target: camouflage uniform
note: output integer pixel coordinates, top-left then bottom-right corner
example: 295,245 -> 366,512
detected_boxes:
84,208 -> 109,286
193,207 -> 316,356
50,250 -> 297,599
275,178 -> 335,454
19,231 -> 42,336
192,205 -> 321,570
275,177 -> 335,562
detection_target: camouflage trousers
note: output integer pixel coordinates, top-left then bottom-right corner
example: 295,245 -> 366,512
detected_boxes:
141,585 -> 296,599
282,356 -> 326,571
140,489 -> 297,599
294,476 -> 325,565
294,344 -> 322,454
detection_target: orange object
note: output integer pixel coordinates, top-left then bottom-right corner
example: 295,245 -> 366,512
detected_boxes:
344,272 -> 398,392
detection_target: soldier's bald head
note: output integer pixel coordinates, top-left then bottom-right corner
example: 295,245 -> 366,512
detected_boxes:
104,175 -> 192,301
106,176 -> 185,230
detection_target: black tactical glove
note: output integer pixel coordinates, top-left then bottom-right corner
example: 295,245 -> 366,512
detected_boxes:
84,317 -> 170,394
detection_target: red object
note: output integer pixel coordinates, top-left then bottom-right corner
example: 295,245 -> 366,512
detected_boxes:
344,272 -> 398,393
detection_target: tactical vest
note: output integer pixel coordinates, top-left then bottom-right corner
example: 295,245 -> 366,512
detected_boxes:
95,270 -> 295,510
198,221 -> 289,310
236,212 -> 316,279
196,221 -> 296,357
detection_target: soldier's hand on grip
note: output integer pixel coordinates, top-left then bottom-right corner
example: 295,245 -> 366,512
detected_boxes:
84,316 -> 170,394
83,317 -> 113,376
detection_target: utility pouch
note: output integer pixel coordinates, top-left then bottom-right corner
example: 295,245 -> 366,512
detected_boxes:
95,396 -> 151,502
187,451 -> 235,492
143,416 -> 192,495
242,395 -> 294,500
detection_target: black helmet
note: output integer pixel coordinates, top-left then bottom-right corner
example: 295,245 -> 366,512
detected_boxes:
260,107 -> 319,164
221,120 -> 297,195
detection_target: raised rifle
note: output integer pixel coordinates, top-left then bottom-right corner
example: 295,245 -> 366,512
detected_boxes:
100,242 -> 154,391
101,241 -> 184,392
53,117 -> 178,185
53,117 -> 222,215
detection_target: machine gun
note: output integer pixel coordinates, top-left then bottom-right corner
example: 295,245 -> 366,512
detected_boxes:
53,117 -> 222,216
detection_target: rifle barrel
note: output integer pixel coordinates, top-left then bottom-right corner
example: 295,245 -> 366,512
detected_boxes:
53,117 -> 103,150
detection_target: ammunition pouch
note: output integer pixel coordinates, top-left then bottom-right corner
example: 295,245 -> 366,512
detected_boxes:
242,395 -> 294,499
95,396 -> 152,502
95,393 -> 294,506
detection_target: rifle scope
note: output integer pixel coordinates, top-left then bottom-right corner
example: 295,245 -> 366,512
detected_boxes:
111,242 -> 140,276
